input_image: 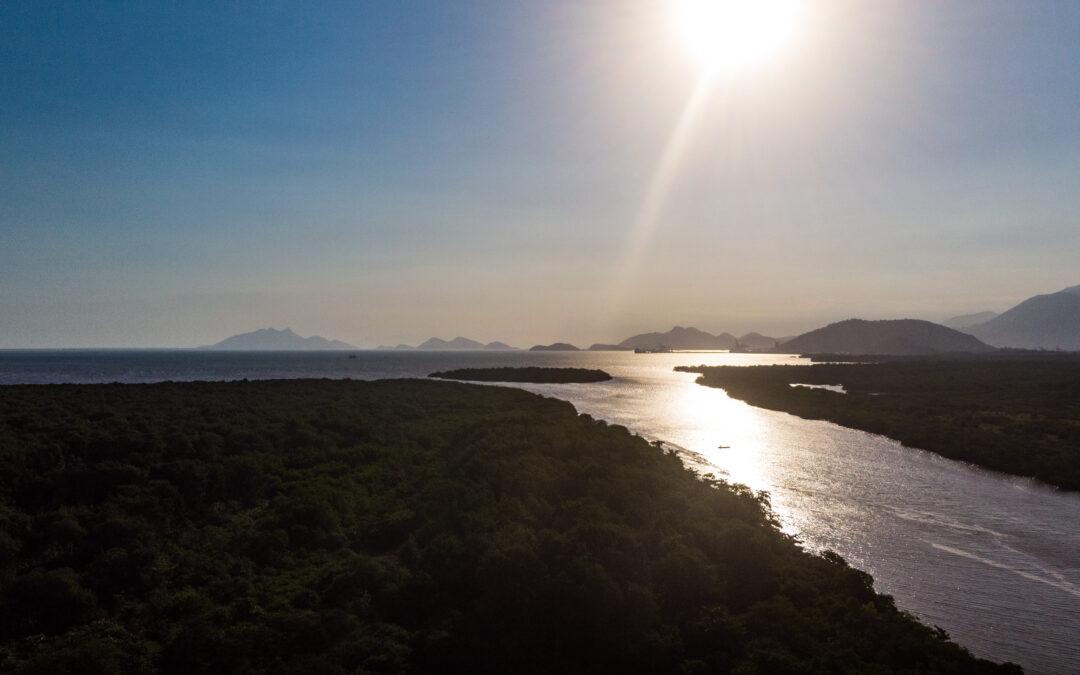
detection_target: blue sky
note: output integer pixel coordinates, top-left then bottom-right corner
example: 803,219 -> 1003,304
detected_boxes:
3,1 -> 1079,347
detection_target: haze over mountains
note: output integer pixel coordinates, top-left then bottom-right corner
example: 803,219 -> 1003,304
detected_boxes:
204,283 -> 1079,355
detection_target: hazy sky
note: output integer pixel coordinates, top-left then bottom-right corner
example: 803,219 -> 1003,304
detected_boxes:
3,1 -> 1079,347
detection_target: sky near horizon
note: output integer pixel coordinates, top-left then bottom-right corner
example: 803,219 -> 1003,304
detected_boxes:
3,1 -> 1080,348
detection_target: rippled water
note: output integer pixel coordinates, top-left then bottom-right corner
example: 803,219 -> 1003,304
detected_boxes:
2,349 -> 1078,672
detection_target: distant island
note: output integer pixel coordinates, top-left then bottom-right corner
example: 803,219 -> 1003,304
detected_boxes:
587,326 -> 784,352
379,337 -> 517,351
781,319 -> 994,355
429,367 -> 612,383
529,342 -> 581,351
614,326 -> 738,350
198,327 -> 355,350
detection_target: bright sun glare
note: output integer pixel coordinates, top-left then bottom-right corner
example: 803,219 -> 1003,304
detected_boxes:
674,0 -> 805,77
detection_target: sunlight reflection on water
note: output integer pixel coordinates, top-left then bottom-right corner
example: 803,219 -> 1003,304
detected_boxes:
510,352 -> 1080,674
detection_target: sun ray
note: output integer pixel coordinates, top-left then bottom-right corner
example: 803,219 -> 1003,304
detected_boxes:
605,74 -> 713,319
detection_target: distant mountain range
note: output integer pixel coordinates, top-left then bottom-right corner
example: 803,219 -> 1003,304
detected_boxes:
586,326 -> 782,351
609,326 -> 737,351
962,285 -> 1080,350
200,328 -> 355,350
210,285 -> 1080,354
378,337 -> 518,351
782,319 -> 994,355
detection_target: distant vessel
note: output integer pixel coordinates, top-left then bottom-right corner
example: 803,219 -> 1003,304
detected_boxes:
635,344 -> 673,354
348,354 -> 357,359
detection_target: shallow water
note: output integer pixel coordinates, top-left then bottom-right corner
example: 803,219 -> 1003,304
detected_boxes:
2,349 -> 1077,672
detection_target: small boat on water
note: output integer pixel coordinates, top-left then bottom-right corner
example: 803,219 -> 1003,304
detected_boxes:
717,445 -> 730,449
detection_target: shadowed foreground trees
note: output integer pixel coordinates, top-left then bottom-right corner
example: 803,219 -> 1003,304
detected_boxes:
0,379 -> 1016,673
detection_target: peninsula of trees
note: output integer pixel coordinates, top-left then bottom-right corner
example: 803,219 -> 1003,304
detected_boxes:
429,367 -> 612,383
0,380 -> 1015,672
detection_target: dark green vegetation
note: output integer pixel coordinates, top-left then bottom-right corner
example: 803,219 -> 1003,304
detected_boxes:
0,380 -> 1015,673
429,367 -> 612,383
678,360 -> 1080,491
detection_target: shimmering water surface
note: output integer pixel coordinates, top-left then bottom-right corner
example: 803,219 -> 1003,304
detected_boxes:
2,349 -> 1078,672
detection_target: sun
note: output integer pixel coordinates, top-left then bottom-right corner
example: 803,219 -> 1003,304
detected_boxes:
673,0 -> 805,77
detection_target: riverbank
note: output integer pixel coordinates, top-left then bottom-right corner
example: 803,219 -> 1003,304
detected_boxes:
0,379 -> 1014,672
677,360 -> 1080,491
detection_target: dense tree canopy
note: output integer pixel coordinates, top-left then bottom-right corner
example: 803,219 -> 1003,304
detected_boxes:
0,379 -> 1015,673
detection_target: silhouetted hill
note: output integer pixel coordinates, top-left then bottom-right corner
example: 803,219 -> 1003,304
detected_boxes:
199,328 -> 354,350
484,341 -> 517,351
738,332 -> 780,349
529,342 -> 580,351
416,337 -> 486,350
376,343 -> 415,350
942,311 -> 999,330
967,287 -> 1080,350
618,326 -> 737,350
783,319 -> 995,355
